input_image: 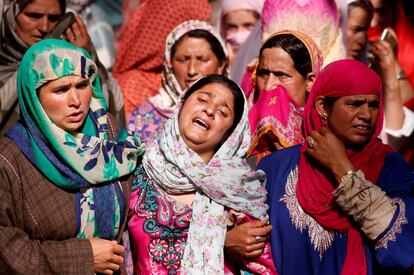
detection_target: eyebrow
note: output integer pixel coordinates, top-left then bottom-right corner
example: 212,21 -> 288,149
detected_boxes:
199,91 -> 232,111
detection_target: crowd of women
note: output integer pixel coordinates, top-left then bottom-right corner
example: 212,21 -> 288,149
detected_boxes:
1,0 -> 414,274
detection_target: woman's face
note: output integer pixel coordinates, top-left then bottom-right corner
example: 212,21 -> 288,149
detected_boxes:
172,37 -> 225,90
346,7 -> 370,59
327,94 -> 379,147
256,47 -> 311,106
38,75 -> 92,133
178,82 -> 235,163
15,0 -> 62,46
223,9 -> 258,51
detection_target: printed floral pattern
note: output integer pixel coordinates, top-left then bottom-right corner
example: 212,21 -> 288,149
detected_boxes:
132,165 -> 192,274
128,100 -> 167,148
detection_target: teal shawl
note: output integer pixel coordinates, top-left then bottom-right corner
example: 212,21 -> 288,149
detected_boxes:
7,39 -> 145,239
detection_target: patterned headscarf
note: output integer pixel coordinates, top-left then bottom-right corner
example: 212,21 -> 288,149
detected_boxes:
143,76 -> 268,274
297,59 -> 393,275
247,30 -> 323,160
148,20 -> 229,117
261,0 -> 346,66
7,39 -> 145,239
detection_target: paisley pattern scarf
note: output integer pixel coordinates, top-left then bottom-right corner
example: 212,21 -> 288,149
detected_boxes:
7,39 -> 145,239
148,20 -> 229,117
143,77 -> 268,274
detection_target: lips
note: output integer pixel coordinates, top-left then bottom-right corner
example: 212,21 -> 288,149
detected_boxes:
67,111 -> 84,122
192,117 -> 210,131
353,124 -> 372,135
185,79 -> 198,87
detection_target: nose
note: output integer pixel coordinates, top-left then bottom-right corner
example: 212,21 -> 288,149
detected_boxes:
68,88 -> 81,108
358,104 -> 372,121
204,103 -> 215,118
264,73 -> 279,91
187,59 -> 198,77
38,16 -> 49,34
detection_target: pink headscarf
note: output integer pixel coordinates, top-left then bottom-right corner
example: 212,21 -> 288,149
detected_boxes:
221,0 -> 265,16
297,59 -> 394,275
261,0 -> 346,66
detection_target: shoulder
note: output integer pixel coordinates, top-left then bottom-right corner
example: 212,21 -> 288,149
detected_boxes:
378,151 -> 414,193
258,145 -> 301,171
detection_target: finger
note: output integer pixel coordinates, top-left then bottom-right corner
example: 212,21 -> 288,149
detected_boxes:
310,130 -> 323,142
65,28 -> 75,42
71,20 -> 81,39
246,242 -> 266,253
110,254 -> 124,265
74,14 -> 88,34
112,244 -> 125,256
319,127 -> 329,135
105,262 -> 121,271
101,270 -> 114,275
243,219 -> 268,228
244,248 -> 264,259
248,224 -> 272,236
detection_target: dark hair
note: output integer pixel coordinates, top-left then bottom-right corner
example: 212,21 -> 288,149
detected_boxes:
171,29 -> 227,67
259,33 -> 312,77
182,74 -> 244,137
348,0 -> 374,22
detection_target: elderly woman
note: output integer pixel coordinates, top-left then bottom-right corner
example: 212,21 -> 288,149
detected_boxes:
246,30 -> 322,162
0,39 -> 144,274
0,0 -> 123,135
127,20 -> 228,147
259,59 -> 414,274
128,75 -> 275,274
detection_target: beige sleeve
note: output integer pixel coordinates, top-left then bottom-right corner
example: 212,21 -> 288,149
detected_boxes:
333,170 -> 397,240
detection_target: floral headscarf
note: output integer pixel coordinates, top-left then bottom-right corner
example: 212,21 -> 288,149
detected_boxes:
143,76 -> 268,274
148,20 -> 229,117
7,39 -> 145,239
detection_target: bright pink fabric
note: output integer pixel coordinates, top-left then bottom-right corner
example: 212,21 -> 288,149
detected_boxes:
296,59 -> 394,275
248,86 -> 304,156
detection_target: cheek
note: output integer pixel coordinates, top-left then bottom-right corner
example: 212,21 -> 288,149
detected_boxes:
199,60 -> 220,75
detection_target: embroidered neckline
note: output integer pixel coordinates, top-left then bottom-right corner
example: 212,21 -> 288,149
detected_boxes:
132,165 -> 192,274
280,167 -> 335,259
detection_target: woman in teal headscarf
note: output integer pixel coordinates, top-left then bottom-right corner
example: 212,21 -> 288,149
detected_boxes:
0,39 -> 144,274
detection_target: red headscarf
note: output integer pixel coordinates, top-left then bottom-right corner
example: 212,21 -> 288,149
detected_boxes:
296,59 -> 394,275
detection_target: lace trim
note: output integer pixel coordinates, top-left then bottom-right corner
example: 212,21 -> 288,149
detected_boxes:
280,167 -> 335,259
375,198 -> 408,250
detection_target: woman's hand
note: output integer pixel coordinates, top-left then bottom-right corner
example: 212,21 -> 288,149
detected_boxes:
306,127 -> 354,183
90,238 -> 124,274
370,38 -> 397,82
65,14 -> 92,53
224,220 -> 272,259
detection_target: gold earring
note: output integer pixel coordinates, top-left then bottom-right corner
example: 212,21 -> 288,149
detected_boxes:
323,112 -> 328,121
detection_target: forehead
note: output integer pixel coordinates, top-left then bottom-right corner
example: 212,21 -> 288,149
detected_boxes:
44,75 -> 86,86
258,47 -> 294,69
224,10 -> 258,24
24,0 -> 62,12
338,94 -> 379,101
173,37 -> 212,54
191,82 -> 234,101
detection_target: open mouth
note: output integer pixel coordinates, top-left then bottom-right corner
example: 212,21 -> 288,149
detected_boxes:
193,118 -> 209,130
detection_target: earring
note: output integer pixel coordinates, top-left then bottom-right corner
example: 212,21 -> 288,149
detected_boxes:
322,112 -> 328,125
